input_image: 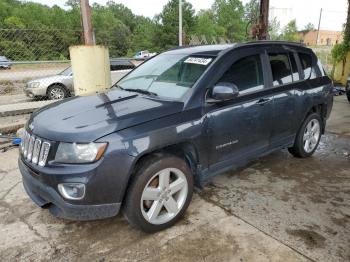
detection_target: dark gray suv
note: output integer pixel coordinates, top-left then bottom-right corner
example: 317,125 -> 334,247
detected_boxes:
19,41 -> 333,232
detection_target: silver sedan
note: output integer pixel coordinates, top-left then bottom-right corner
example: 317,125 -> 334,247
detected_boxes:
25,60 -> 135,100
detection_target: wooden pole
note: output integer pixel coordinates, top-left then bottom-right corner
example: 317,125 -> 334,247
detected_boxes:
80,0 -> 94,45
258,0 -> 269,40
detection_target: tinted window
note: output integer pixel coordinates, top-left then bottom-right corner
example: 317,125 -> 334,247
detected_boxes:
269,53 -> 293,86
219,55 -> 264,95
289,53 -> 300,81
299,53 -> 319,79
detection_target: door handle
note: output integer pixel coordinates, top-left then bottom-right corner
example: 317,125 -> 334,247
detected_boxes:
256,98 -> 271,105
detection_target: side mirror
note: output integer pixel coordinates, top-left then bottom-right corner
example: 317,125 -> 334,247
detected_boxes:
208,82 -> 239,103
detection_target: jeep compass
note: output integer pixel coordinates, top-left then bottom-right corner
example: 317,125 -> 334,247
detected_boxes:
19,41 -> 333,232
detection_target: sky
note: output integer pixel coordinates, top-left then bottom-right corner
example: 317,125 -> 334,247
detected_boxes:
25,0 -> 347,31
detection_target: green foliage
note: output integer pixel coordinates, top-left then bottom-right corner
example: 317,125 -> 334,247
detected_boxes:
212,0 -> 246,41
304,23 -> 315,31
268,17 -> 281,40
331,43 -> 349,64
154,0 -> 196,50
194,10 -> 225,39
280,20 -> 299,42
0,0 -> 253,60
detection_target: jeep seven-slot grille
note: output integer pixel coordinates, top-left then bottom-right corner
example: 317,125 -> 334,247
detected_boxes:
21,130 -> 50,167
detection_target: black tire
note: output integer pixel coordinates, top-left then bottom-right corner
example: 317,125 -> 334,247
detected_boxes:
288,113 -> 322,158
123,154 -> 193,233
47,85 -> 68,100
346,83 -> 350,102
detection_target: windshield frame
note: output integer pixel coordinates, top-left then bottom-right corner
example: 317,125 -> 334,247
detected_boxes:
116,53 -> 216,101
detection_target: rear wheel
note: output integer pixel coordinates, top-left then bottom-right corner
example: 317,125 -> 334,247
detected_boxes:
288,113 -> 322,158
47,85 -> 68,100
123,154 -> 193,233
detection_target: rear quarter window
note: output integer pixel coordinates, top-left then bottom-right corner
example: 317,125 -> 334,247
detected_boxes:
299,52 -> 321,79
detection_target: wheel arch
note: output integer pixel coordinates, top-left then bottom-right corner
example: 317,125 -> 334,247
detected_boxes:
46,82 -> 70,96
300,103 -> 328,134
122,141 -> 201,202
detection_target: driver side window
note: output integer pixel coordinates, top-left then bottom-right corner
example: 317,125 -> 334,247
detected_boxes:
219,55 -> 264,95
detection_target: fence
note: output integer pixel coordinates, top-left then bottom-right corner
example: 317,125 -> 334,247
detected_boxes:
0,29 -> 335,137
0,28 -> 139,137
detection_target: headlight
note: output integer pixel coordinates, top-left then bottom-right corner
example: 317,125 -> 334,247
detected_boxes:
55,142 -> 108,164
29,82 -> 41,88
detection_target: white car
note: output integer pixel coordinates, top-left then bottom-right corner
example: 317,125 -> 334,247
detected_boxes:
134,50 -> 157,60
25,59 -> 135,100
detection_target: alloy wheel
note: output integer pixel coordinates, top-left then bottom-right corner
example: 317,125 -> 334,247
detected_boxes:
50,87 -> 65,99
140,167 -> 188,225
303,119 -> 320,153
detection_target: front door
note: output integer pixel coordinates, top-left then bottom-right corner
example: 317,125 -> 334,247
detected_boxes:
205,52 -> 273,173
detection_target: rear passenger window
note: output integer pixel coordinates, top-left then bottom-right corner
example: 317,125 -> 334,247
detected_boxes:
219,55 -> 264,95
269,53 -> 293,86
289,53 -> 300,81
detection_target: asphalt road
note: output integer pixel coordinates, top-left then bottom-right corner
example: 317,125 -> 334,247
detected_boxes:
0,96 -> 349,261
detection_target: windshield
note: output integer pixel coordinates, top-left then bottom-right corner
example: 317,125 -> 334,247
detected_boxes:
59,66 -> 72,76
118,53 -> 213,99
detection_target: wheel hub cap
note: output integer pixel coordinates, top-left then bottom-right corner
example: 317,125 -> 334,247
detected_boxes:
140,167 -> 188,225
303,119 -> 320,153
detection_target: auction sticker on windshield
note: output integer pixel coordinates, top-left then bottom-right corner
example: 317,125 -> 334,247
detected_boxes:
184,57 -> 212,66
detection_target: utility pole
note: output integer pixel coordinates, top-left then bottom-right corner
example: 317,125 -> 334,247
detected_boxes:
179,0 -> 183,46
80,0 -> 94,45
251,0 -> 269,40
316,8 -> 323,45
258,0 -> 269,40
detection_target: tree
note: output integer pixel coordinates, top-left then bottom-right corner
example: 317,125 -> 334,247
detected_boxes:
194,10 -> 225,39
155,0 -> 196,50
280,19 -> 299,42
129,17 -> 157,54
268,17 -> 281,40
304,23 -> 315,31
212,0 -> 246,41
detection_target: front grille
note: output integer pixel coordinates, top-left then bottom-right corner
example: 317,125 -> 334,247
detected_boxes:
21,130 -> 51,167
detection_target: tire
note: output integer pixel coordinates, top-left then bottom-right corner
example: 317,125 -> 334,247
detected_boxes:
288,113 -> 322,158
346,83 -> 350,102
123,154 -> 193,233
47,85 -> 68,100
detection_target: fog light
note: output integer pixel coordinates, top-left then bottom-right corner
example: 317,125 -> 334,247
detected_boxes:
58,183 -> 85,200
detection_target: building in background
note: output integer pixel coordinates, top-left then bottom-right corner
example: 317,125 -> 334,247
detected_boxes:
298,30 -> 343,46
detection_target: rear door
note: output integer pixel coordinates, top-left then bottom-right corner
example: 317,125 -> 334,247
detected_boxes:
205,48 -> 274,173
265,48 -> 300,148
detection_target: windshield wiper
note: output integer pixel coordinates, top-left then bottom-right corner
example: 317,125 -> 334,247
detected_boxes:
120,87 -> 158,97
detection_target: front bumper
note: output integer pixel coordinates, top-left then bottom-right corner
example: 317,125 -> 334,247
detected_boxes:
24,87 -> 47,97
19,158 -> 122,220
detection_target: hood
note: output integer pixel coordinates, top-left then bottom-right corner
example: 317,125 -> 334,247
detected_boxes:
28,74 -> 71,84
28,89 -> 184,142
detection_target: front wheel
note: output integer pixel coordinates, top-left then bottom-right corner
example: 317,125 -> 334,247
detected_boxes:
47,85 -> 68,100
288,113 -> 322,158
123,154 -> 193,233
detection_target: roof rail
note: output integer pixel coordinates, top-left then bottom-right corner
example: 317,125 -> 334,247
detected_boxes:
243,40 -> 306,47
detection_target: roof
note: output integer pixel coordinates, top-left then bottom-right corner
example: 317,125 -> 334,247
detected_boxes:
164,41 -> 308,56
165,44 -> 235,56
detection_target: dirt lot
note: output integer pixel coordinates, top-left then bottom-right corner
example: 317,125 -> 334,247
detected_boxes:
0,96 -> 349,261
